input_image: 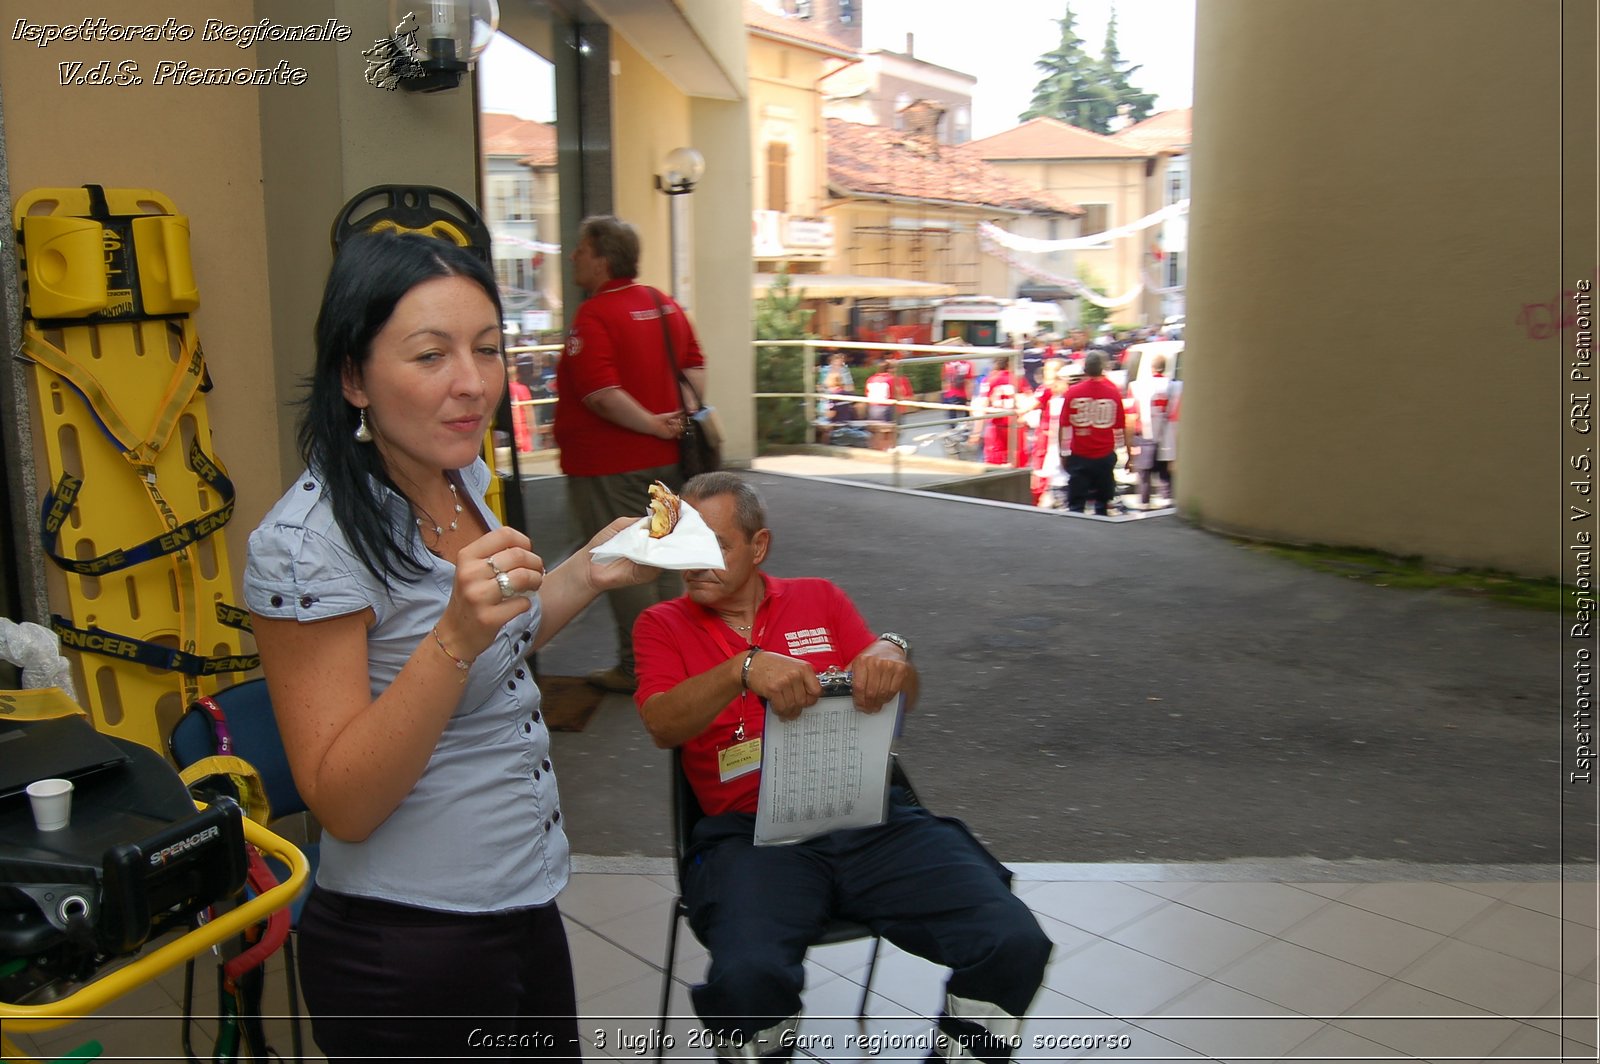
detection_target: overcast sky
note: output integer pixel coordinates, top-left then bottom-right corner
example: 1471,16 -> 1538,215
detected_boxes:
863,0 -> 1195,138
478,1 -> 1196,139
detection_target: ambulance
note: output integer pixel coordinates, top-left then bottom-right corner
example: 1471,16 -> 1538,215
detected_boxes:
930,297 -> 1063,348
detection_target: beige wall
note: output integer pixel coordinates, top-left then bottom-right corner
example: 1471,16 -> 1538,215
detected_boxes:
258,0 -> 478,486
1,0 -> 479,575
1137,152 -> 1185,324
747,37 -> 833,219
1,0 -> 280,613
823,199 -> 1011,295
1185,0 -> 1591,576
610,10 -> 755,465
2,0 -> 714,642
987,156 -> 1146,321
612,35 -> 693,293
686,3 -> 756,467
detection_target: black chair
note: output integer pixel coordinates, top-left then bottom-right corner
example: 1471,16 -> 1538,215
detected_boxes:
169,676 -> 315,1063
655,750 -> 919,1060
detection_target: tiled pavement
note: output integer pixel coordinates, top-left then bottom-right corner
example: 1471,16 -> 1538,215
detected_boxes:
9,861 -> 1596,1063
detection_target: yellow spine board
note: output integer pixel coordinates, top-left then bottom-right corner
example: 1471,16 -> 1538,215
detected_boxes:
481,433 -> 506,522
15,187 -> 251,753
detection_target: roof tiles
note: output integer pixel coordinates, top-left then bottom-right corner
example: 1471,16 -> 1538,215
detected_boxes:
1109,107 -> 1192,154
827,118 -> 1081,215
744,0 -> 856,55
961,115 -> 1147,161
480,112 -> 556,167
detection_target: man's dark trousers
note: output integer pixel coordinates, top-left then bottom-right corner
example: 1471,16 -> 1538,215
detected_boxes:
1065,453 -> 1118,515
681,789 -> 1051,1058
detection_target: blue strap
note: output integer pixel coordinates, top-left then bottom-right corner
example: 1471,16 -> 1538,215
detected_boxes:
39,436 -> 235,577
50,615 -> 259,677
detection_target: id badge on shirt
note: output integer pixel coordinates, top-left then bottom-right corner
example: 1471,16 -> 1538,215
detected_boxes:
717,736 -> 762,783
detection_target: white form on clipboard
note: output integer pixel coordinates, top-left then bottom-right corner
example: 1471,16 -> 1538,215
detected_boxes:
753,668 -> 901,846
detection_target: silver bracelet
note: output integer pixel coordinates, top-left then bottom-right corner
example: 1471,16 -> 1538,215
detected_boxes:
740,646 -> 760,690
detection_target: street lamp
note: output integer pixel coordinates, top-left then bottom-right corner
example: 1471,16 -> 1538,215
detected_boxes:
654,148 -> 704,307
366,0 -> 500,93
654,147 -> 705,196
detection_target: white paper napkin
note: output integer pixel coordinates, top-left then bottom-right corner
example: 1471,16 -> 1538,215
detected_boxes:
589,499 -> 726,571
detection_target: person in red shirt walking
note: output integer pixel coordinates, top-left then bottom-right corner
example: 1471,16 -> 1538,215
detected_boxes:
940,356 -> 973,408
864,357 -> 914,422
974,357 -> 1024,466
555,215 -> 706,692
1061,352 -> 1135,515
1027,359 -> 1072,506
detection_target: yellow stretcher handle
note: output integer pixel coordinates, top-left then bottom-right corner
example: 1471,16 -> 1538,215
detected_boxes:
0,811 -> 310,1034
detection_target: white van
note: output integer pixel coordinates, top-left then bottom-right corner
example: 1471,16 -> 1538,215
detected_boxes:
931,297 -> 1062,348
1117,339 -> 1185,395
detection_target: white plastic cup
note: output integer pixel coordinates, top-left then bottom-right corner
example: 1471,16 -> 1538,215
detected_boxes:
26,778 -> 73,831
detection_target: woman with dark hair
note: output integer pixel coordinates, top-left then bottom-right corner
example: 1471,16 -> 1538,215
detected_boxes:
244,232 -> 655,1060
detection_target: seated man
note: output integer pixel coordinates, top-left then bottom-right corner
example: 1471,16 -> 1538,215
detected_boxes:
633,472 -> 1052,1062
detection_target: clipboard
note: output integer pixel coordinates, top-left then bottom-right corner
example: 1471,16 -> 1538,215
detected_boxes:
753,668 -> 900,846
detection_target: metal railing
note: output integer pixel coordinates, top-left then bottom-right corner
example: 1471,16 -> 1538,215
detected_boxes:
502,343 -> 563,461
757,338 -> 1029,483
497,339 -> 1033,488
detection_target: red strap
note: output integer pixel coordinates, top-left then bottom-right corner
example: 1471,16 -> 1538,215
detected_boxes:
195,695 -> 234,755
222,847 -> 288,983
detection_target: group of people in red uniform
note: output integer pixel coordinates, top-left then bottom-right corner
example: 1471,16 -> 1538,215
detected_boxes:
821,333 -> 1180,517
945,344 -> 1177,515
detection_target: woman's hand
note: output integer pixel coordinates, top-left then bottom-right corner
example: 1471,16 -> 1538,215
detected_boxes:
435,526 -> 542,659
526,516 -> 664,653
583,515 -> 664,592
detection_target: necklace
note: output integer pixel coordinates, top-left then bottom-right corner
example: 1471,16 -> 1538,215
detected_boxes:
415,480 -> 462,540
719,592 -> 766,637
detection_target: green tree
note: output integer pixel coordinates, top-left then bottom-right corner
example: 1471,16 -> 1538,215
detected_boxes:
754,270 -> 814,446
1076,266 -> 1110,332
1019,3 -> 1099,129
1097,7 -> 1158,130
1021,2 -> 1157,134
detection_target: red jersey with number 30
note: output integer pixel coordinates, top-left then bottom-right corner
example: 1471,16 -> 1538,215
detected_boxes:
1062,376 -> 1125,458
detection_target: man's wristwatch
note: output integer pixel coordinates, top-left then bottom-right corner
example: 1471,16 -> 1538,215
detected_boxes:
877,632 -> 911,659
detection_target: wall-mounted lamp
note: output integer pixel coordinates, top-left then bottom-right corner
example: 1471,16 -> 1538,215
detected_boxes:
654,147 -> 706,196
365,1 -> 500,93
654,148 -> 705,306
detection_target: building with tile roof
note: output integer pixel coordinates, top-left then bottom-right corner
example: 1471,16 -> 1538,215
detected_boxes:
480,113 -> 561,328
827,114 -> 1081,216
820,37 -> 977,146
745,0 -> 859,55
1109,106 -> 1192,156
745,4 -> 1084,341
963,111 -> 1188,323
814,112 -> 1085,339
1109,108 -> 1190,320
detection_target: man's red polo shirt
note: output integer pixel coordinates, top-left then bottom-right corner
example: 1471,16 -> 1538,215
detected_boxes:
554,278 -> 704,476
634,575 -> 876,816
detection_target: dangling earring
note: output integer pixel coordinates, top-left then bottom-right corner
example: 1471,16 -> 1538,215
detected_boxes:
354,407 -> 373,443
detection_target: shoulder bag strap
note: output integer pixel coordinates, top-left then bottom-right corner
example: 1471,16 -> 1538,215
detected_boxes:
644,286 -> 704,412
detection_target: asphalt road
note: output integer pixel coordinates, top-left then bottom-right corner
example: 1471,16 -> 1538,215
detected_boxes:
543,472 -> 1591,868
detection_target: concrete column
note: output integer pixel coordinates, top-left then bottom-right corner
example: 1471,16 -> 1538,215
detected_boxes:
1184,0 -> 1591,576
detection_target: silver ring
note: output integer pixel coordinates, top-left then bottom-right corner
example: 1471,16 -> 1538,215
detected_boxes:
487,556 -> 504,576
494,571 -> 515,600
